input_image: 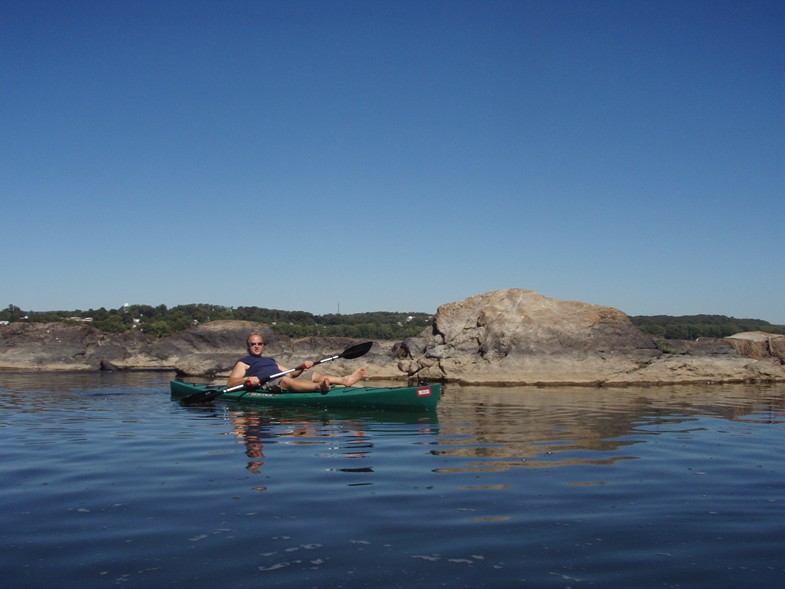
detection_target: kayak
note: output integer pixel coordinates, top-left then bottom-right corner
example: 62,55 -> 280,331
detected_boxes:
170,380 -> 440,411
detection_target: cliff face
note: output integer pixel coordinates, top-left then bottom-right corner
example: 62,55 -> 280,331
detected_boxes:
2,289 -> 784,386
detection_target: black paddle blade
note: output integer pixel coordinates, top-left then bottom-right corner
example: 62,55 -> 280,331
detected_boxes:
340,341 -> 373,360
180,388 -> 224,406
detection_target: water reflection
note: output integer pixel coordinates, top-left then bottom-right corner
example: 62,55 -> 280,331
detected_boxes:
0,370 -> 176,414
0,370 -> 174,394
219,405 -> 439,478
433,383 -> 785,474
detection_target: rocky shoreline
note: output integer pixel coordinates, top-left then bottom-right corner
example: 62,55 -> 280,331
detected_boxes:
2,289 -> 784,386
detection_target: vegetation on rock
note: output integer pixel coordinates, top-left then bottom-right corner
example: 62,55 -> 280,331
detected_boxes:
0,304 -> 432,340
630,314 -> 785,339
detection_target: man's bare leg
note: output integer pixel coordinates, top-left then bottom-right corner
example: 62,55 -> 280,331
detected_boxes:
311,368 -> 366,387
279,376 -> 322,392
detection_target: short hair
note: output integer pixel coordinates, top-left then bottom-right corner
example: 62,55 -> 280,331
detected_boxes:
246,332 -> 264,346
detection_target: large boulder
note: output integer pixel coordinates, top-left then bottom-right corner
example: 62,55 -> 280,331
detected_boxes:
399,289 -> 785,385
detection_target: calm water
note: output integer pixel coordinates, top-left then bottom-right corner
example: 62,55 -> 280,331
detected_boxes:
1,372 -> 783,588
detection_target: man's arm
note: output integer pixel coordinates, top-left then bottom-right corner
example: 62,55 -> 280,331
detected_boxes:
227,361 -> 251,387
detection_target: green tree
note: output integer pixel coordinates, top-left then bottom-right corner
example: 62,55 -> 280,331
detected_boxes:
1,304 -> 25,321
146,320 -> 174,338
94,315 -> 128,334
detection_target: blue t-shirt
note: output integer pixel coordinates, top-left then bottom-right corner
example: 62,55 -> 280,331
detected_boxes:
240,355 -> 280,381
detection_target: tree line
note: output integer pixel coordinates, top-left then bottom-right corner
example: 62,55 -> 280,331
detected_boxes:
630,314 -> 785,339
0,304 -> 434,340
2,304 -> 782,341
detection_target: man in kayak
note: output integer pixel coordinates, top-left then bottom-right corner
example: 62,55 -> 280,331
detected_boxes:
227,332 -> 366,393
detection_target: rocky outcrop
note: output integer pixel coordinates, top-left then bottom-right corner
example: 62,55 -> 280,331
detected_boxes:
0,322 -> 159,371
2,289 -> 783,386
149,320 -> 276,376
0,320 -> 400,379
152,320 -> 401,379
724,331 -> 785,363
397,289 -> 785,385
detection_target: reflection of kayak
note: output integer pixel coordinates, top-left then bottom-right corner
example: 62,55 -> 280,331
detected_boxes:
170,380 -> 440,411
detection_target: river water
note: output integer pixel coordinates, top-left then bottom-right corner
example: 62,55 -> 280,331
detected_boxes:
1,372 -> 783,588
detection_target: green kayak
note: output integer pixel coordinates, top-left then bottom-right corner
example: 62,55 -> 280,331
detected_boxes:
170,380 -> 440,411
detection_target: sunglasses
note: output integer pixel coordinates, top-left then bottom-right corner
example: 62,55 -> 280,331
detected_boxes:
248,342 -> 265,347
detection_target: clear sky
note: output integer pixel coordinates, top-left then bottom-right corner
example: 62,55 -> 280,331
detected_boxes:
2,0 -> 783,323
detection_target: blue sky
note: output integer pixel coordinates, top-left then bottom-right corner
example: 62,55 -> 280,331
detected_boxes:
2,0 -> 783,323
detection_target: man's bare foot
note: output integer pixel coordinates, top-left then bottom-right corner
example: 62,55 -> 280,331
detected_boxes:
319,378 -> 330,393
344,368 -> 366,387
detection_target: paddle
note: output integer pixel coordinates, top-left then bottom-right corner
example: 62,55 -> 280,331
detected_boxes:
179,341 -> 373,405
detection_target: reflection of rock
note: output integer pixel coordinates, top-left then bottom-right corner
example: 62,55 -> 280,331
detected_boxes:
433,384 -> 785,472
99,359 -> 123,372
2,289 -> 784,385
